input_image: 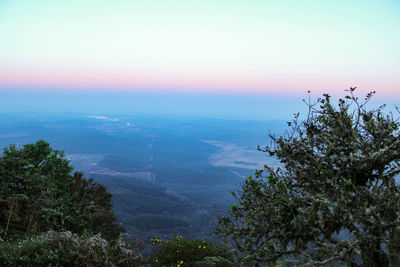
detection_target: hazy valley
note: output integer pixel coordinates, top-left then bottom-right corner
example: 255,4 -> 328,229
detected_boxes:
0,112 -> 284,243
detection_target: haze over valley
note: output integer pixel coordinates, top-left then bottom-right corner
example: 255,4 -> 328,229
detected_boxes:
0,112 -> 283,242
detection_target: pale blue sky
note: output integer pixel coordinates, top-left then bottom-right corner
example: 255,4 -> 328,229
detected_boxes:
0,0 -> 399,119
0,0 -> 399,95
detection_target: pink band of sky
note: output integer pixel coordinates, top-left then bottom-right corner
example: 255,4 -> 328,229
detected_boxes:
0,67 -> 398,97
0,1 -> 399,98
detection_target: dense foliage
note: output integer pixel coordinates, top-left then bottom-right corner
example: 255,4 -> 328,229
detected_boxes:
0,231 -> 142,266
0,140 -> 123,240
150,235 -> 236,266
217,89 -> 400,266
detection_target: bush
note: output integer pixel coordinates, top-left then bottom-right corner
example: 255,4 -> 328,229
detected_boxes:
0,230 -> 142,266
150,235 -> 236,266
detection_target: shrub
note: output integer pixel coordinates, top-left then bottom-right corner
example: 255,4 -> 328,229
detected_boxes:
150,235 -> 236,266
0,230 -> 142,266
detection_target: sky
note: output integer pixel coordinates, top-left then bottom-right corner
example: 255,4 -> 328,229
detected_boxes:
0,0 -> 399,118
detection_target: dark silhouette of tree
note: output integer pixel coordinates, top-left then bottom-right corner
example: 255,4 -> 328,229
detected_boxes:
69,172 -> 123,240
0,140 -> 122,241
217,89 -> 400,266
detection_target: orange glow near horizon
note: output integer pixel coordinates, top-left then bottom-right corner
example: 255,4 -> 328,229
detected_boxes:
0,66 -> 398,97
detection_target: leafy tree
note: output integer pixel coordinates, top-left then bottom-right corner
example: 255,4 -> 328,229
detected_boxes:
0,140 -> 123,240
217,89 -> 400,266
68,172 -> 124,240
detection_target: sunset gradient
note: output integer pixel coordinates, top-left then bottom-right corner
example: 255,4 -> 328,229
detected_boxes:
0,0 -> 399,96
